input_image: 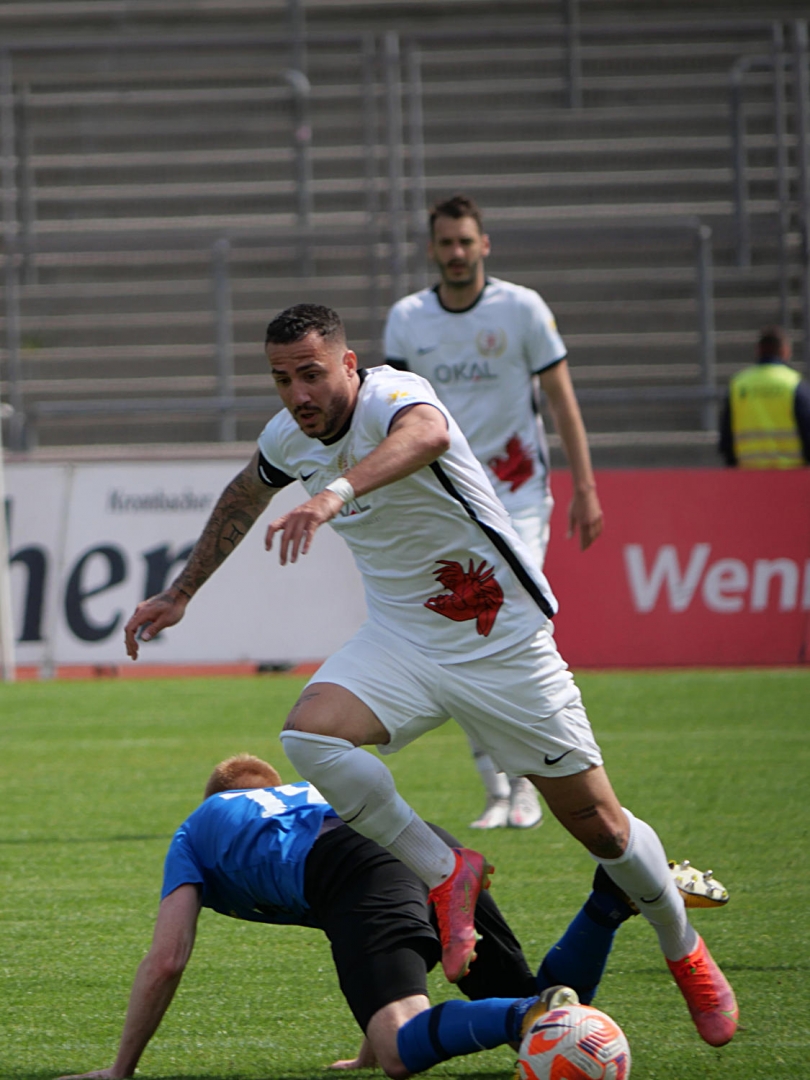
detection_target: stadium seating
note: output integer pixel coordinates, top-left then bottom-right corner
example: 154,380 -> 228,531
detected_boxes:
0,0 -> 808,464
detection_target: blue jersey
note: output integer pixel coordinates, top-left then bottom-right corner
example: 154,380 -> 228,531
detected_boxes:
161,782 -> 339,924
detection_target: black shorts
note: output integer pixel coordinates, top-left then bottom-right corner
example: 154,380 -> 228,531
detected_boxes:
303,823 -> 535,1032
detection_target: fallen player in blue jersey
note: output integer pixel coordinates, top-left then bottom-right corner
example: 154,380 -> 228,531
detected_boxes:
54,754 -> 699,1080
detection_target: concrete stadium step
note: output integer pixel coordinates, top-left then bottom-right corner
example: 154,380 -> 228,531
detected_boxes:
30,131 -> 780,185
23,110 -> 764,158
5,293 -> 788,338
0,4 -> 801,461
27,168 -> 778,210
0,351 -> 762,424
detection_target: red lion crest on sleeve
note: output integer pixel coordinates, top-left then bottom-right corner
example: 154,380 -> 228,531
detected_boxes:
424,559 -> 504,637
488,434 -> 535,492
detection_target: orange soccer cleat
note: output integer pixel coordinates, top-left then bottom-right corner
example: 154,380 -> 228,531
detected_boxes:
428,847 -> 494,983
667,935 -> 739,1046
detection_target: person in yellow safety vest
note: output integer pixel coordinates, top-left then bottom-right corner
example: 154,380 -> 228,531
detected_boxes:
719,326 -> 810,468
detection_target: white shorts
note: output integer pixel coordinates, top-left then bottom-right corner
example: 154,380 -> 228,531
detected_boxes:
306,621 -> 603,779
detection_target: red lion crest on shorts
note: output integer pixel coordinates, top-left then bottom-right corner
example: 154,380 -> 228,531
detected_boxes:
424,559 -> 504,637
488,434 -> 535,492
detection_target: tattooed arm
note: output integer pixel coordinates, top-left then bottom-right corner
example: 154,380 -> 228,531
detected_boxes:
124,451 -> 276,660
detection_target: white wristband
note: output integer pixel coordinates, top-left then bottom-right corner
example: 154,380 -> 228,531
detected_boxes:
324,477 -> 355,505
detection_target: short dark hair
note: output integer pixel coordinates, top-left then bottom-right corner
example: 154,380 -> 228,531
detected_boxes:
757,325 -> 790,357
265,303 -> 346,347
429,194 -> 484,236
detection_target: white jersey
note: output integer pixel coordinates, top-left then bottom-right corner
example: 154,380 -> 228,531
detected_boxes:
384,277 -> 566,514
257,366 -> 557,662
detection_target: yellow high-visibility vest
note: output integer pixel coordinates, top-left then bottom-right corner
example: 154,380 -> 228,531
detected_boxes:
730,362 -> 803,469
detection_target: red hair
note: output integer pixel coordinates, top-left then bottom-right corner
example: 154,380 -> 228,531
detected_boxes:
204,754 -> 282,799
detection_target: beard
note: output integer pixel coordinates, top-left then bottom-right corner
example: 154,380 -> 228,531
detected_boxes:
293,387 -> 352,440
440,259 -> 478,288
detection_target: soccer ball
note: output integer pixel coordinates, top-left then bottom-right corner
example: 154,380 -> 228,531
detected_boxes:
517,1003 -> 631,1080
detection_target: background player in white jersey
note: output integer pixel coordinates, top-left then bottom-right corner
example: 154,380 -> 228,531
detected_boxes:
384,194 -> 603,831
124,304 -> 737,1049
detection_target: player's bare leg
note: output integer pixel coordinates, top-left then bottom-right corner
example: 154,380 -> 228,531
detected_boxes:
531,766 -> 737,1045
338,995 -> 430,1078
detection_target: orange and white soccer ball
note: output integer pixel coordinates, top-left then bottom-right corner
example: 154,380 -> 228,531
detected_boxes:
517,1003 -> 631,1080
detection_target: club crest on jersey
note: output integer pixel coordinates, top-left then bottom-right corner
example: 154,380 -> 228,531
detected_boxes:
476,327 -> 507,358
488,434 -> 535,491
336,450 -> 354,474
387,390 -> 412,404
424,558 -> 504,637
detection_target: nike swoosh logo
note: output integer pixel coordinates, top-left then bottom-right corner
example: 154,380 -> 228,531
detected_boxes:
301,470 -> 316,481
417,344 -> 439,355
544,748 -> 575,765
639,887 -> 666,904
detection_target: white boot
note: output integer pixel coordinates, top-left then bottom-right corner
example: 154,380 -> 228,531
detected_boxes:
508,777 -> 543,829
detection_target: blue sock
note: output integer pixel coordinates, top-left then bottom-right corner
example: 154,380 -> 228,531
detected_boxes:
535,887 -> 633,1006
397,997 -> 535,1074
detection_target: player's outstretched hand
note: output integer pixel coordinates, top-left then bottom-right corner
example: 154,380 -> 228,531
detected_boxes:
330,1037 -> 378,1070
567,487 -> 604,551
265,489 -> 343,565
124,588 -> 190,661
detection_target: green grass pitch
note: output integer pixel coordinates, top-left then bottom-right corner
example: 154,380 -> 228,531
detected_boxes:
1,668 -> 808,1080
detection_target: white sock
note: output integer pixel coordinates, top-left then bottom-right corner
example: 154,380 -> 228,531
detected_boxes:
280,730 -> 455,888
389,816 -> 457,889
597,808 -> 698,962
468,736 -> 510,800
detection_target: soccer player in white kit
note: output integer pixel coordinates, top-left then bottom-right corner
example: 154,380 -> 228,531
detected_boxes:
384,194 -> 603,830
124,304 -> 737,1049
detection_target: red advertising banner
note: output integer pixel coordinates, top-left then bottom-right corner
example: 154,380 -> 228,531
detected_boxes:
543,469 -> 810,667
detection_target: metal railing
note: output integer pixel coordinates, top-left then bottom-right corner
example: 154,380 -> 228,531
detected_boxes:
13,223 -> 386,447
17,214 -> 718,444
729,19 -> 810,370
0,17 -> 794,449
795,22 -> 810,373
396,17 -> 789,321
398,15 -> 779,104
0,30 -> 364,450
484,218 -> 718,431
7,64 -> 316,264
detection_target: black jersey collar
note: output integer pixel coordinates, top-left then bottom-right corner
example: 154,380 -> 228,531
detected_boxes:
433,279 -> 490,315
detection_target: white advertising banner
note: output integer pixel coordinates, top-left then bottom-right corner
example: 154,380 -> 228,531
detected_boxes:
5,461 -> 367,668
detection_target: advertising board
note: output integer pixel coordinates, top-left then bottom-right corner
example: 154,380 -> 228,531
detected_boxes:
5,461 -> 366,671
6,463 -> 809,671
544,469 -> 810,667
